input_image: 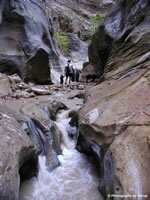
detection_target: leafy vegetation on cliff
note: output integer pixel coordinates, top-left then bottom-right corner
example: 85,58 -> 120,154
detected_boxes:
90,13 -> 104,27
54,31 -> 69,53
83,13 -> 105,43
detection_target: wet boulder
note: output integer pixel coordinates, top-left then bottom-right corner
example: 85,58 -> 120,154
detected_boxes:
21,102 -> 62,171
47,100 -> 68,121
0,109 -> 37,200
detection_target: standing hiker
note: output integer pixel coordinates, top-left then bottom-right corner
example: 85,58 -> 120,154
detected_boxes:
64,60 -> 74,85
60,75 -> 64,85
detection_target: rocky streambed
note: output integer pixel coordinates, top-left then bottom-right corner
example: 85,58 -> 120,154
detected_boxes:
0,74 -> 104,199
0,59 -> 150,199
19,107 -> 103,200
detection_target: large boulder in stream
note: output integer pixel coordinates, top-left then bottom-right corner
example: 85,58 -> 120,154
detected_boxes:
21,102 -> 63,171
79,0 -> 150,198
0,0 -> 59,84
0,108 -> 37,200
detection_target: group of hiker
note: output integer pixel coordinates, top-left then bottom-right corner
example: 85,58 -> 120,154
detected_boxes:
60,60 -> 80,85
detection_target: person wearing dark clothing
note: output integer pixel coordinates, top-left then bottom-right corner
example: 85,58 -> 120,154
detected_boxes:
71,72 -> 75,82
60,75 -> 64,85
65,60 -> 74,85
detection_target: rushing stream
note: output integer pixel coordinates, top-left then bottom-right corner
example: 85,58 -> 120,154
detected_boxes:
19,109 -> 103,200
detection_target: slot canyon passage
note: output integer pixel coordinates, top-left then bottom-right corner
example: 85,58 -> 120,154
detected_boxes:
0,0 -> 150,200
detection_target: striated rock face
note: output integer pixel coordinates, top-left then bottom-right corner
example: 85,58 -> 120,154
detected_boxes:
79,68 -> 150,196
47,0 -> 114,70
0,108 -> 38,200
49,0 -> 98,36
103,0 -> 150,79
89,0 -> 150,77
79,0 -> 150,198
46,0 -> 92,66
0,0 -> 115,83
0,0 -> 59,84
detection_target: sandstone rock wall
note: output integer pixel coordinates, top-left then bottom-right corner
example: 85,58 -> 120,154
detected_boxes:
79,0 -> 150,198
0,0 -> 59,84
46,0 -> 92,65
89,0 -> 150,77
47,0 -> 114,70
0,0 -> 115,83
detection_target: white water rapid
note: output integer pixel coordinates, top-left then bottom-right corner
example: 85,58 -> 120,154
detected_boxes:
19,109 -> 103,200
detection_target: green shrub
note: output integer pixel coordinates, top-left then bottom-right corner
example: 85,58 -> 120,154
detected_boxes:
54,31 -> 69,53
90,13 -> 104,27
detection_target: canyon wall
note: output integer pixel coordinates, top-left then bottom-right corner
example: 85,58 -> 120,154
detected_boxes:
79,0 -> 150,198
0,0 -> 59,84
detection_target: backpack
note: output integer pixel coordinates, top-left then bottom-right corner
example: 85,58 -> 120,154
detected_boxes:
65,64 -> 71,74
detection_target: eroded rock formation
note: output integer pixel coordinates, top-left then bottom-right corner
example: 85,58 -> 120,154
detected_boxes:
0,0 -> 115,83
46,0 -> 92,67
89,0 -> 150,77
0,107 -> 38,200
0,0 -> 59,84
0,98 -> 69,199
79,0 -> 150,198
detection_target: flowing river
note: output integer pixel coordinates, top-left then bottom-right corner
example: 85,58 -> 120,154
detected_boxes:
19,109 -> 103,200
